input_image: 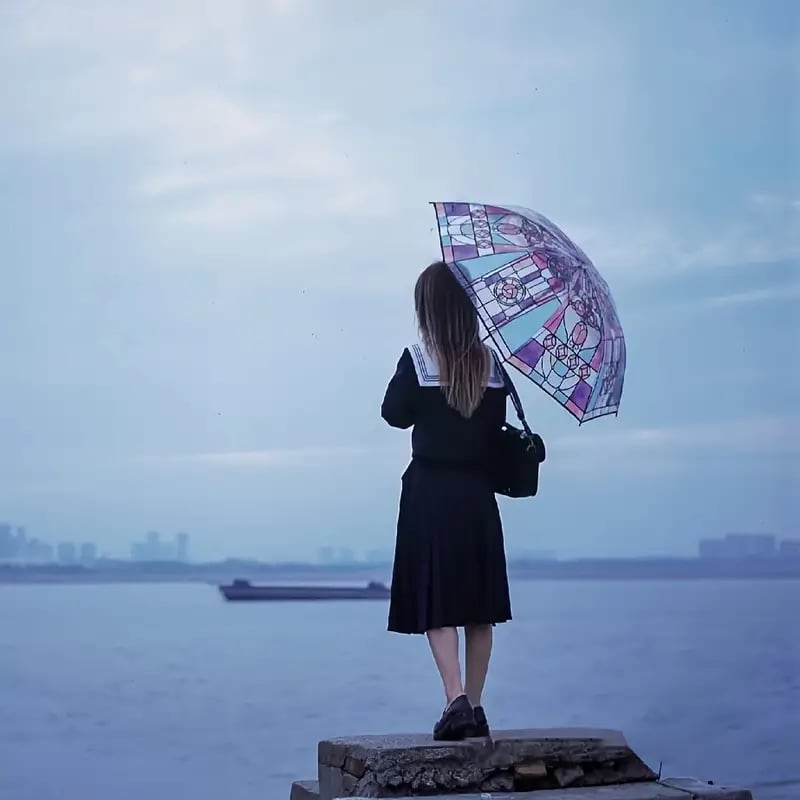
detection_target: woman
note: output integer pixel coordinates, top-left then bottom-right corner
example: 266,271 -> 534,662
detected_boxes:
381,260 -> 512,741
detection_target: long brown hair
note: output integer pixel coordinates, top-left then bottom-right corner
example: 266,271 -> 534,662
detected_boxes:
414,261 -> 489,417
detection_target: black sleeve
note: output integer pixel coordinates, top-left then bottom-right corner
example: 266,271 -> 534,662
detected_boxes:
381,349 -> 418,429
490,348 -> 511,399
498,365 -> 512,425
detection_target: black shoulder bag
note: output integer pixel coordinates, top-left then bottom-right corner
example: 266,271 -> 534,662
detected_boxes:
490,352 -> 547,498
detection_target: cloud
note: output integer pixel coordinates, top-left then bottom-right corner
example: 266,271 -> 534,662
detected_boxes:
152,414 -> 800,479
699,282 -> 800,309
161,191 -> 285,231
554,414 -> 800,461
675,231 -> 800,273
11,0 -> 795,284
137,143 -> 350,199
570,205 -> 800,286
546,413 -> 800,476
0,0 -> 632,249
0,443 -> 398,500
9,0 -> 303,52
144,443 -> 397,470
0,0 -> 384,241
634,277 -> 800,318
749,192 -> 800,210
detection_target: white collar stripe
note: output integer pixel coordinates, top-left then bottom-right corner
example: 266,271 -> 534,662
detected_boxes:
409,344 -> 505,389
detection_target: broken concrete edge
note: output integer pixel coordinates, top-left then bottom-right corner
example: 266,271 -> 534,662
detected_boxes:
317,728 -> 657,797
294,778 -> 752,800
332,778 -> 752,799
294,777 -> 753,800
291,780 -> 320,800
319,729 -> 629,767
660,777 -> 754,799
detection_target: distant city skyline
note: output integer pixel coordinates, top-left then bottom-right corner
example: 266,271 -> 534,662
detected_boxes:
2,518 -> 798,566
130,530 -> 191,563
698,533 -> 800,559
0,521 -> 191,565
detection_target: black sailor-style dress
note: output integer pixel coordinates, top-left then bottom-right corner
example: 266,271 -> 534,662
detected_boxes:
381,343 -> 513,635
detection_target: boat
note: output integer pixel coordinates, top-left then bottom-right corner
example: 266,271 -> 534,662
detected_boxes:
218,578 -> 391,602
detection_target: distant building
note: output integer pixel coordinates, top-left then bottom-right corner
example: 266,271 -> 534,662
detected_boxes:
57,542 -> 78,564
0,525 -> 57,563
365,549 -> 392,565
146,530 -> 161,558
317,546 -> 356,565
23,537 -> 53,563
79,542 -> 98,565
0,523 -> 13,560
130,541 -> 147,561
13,527 -> 27,560
130,531 -> 186,561
39,541 -> 55,562
779,539 -> 800,557
726,533 -> 776,557
175,532 -> 190,563
699,533 -> 777,559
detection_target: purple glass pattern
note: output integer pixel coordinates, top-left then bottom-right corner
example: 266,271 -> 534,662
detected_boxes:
432,201 -> 626,423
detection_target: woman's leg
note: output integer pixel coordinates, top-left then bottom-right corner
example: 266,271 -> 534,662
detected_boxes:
426,626 -> 464,703
464,624 -> 493,707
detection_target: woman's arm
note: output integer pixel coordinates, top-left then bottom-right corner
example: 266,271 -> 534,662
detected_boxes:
380,349 -> 418,429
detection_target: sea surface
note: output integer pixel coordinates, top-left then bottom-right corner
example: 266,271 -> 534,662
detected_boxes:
1,580 -> 798,800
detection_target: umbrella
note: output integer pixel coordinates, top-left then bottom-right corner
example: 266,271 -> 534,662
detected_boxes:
431,201 -> 626,423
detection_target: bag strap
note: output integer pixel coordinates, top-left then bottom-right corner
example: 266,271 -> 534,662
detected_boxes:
490,350 -> 534,438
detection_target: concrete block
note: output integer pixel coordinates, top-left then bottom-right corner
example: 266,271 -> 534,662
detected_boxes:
317,728 -> 657,799
290,779 -> 319,800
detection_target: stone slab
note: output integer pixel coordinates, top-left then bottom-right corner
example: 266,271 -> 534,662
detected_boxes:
660,777 -> 753,799
331,779 -> 752,799
317,728 -> 657,799
291,780 -> 320,800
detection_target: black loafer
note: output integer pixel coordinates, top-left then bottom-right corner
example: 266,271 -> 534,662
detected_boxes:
470,705 -> 490,737
433,695 -> 475,741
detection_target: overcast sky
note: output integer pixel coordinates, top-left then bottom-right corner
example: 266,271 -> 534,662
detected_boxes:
1,0 -> 797,561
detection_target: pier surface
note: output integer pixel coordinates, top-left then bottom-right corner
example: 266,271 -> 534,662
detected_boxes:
290,727 -> 752,799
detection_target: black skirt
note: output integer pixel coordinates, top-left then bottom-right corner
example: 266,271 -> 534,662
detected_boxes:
387,459 -> 512,634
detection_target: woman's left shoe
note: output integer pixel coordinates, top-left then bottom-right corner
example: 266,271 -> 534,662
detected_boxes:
433,694 -> 475,741
470,705 -> 491,738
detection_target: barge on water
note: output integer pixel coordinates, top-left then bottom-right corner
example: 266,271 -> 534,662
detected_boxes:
218,578 -> 391,602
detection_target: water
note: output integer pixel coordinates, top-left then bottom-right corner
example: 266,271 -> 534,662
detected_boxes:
1,580 -> 798,800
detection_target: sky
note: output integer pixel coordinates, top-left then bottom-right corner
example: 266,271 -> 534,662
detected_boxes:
0,0 -> 798,561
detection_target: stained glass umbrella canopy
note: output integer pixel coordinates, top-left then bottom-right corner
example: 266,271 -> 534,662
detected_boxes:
431,201 -> 626,423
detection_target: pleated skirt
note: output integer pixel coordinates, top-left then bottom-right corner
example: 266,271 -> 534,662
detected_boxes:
387,459 -> 512,635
